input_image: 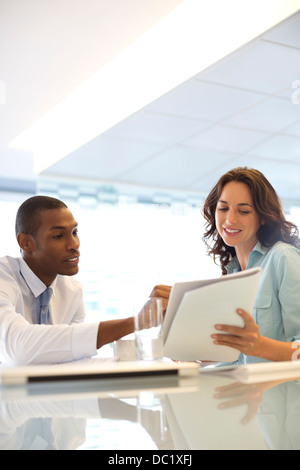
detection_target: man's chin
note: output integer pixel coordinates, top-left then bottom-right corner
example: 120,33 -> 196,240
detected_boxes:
60,265 -> 80,276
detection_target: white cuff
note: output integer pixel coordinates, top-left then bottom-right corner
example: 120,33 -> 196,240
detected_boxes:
71,322 -> 98,360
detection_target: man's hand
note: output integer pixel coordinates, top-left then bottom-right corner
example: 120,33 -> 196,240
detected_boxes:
96,285 -> 172,350
149,285 -> 172,315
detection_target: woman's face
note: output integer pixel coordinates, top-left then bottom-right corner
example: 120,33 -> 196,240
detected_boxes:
215,181 -> 261,254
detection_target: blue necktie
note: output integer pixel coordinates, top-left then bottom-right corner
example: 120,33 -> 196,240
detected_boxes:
34,288 -> 53,324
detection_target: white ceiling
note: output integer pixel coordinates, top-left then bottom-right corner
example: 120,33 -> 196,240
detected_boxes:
1,1 -> 300,204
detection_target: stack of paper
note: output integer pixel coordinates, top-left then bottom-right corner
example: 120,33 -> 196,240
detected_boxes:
163,268 -> 262,363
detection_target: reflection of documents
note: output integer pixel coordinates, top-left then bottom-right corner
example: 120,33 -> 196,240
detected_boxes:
163,268 -> 261,363
201,360 -> 300,384
164,375 -> 268,450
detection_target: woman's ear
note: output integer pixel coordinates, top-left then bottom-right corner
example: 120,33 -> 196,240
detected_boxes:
17,233 -> 36,254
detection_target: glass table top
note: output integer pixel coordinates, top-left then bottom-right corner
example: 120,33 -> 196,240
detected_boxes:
1,364 -> 300,451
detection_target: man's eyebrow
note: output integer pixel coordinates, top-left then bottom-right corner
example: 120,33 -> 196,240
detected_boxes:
49,223 -> 78,231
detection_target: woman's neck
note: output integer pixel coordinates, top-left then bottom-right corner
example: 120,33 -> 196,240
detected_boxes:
235,239 -> 258,271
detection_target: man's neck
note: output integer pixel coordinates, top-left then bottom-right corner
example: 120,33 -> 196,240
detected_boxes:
22,256 -> 57,287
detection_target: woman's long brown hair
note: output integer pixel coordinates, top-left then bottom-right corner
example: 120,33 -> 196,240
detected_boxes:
203,167 -> 300,274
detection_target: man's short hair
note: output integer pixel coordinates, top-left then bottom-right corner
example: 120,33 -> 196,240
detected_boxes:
15,195 -> 68,239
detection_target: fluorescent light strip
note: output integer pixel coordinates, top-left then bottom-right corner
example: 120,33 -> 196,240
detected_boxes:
10,0 -> 300,173
0,80 -> 5,105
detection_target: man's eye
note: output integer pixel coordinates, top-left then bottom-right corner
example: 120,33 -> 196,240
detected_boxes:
53,234 -> 63,239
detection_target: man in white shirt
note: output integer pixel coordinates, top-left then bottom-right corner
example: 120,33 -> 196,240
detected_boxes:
0,195 -> 170,366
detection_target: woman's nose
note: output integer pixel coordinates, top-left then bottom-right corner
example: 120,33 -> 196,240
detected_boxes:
226,209 -> 238,225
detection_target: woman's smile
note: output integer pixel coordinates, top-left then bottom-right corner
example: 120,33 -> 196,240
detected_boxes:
222,227 -> 242,237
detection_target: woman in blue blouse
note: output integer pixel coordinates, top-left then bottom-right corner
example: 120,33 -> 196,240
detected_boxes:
203,167 -> 300,363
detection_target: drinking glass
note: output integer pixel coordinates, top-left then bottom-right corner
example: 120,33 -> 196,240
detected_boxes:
134,297 -> 164,361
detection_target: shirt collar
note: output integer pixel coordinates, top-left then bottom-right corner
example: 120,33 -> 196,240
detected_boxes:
225,241 -> 268,272
251,240 -> 269,255
225,256 -> 240,272
18,257 -> 57,298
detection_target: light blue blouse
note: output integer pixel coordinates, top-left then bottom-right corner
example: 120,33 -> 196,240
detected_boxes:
226,241 -> 300,364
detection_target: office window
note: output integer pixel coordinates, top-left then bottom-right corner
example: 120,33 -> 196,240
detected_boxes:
63,194 -> 220,323
0,195 -> 29,258
0,188 -> 219,322
2,187 -> 300,326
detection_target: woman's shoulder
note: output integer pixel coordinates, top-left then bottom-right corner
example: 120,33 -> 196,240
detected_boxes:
267,241 -> 300,264
271,241 -> 300,254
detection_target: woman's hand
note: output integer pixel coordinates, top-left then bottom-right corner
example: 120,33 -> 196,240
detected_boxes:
211,309 -> 263,357
212,309 -> 298,362
213,381 -> 265,424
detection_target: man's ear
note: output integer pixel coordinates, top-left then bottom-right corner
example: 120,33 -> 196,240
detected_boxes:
17,233 -> 36,254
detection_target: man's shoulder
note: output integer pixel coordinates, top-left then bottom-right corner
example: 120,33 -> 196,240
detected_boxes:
0,257 -> 22,297
0,256 -> 20,275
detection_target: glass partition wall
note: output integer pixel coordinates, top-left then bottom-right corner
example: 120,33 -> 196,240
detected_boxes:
1,182 -> 299,327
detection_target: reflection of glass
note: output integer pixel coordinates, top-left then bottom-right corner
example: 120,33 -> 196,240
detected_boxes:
137,392 -> 169,449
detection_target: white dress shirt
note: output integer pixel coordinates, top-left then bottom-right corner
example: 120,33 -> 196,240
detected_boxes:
0,256 -> 98,365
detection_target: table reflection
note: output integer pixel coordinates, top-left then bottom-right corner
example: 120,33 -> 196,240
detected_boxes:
0,374 -> 300,450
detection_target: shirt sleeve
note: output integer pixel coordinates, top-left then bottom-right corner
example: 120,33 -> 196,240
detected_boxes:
276,246 -> 300,343
0,274 -> 98,366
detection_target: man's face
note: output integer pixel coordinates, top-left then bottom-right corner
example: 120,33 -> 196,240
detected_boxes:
28,207 -> 80,285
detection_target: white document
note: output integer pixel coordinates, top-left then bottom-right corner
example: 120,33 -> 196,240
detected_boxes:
163,267 -> 262,363
200,360 -> 300,384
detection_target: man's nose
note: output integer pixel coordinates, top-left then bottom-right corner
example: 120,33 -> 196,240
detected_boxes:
67,234 -> 80,251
